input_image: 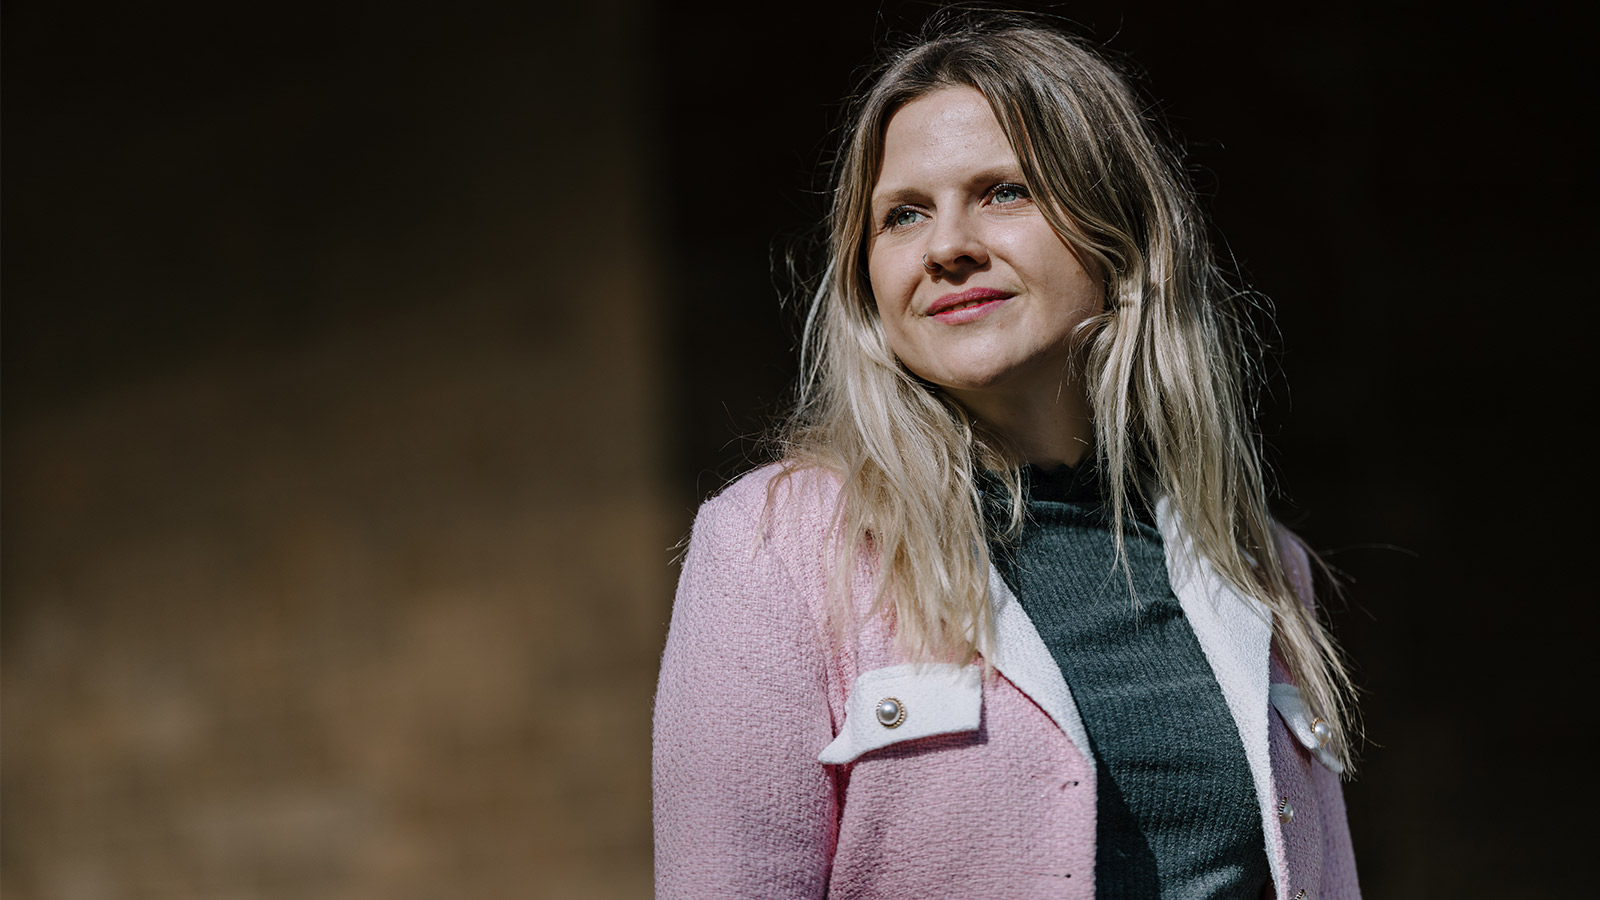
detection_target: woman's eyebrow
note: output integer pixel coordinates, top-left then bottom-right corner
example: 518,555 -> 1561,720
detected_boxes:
871,167 -> 1028,208
962,165 -> 1026,188
869,185 -> 927,208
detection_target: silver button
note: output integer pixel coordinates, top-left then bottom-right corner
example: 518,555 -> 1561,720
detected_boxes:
875,697 -> 905,728
1278,797 -> 1296,825
1310,717 -> 1332,748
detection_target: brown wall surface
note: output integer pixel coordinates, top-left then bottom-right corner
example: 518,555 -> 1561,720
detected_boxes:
5,2 -> 669,897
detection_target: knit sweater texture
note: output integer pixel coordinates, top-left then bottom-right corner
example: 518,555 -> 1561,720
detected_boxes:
991,464 -> 1271,898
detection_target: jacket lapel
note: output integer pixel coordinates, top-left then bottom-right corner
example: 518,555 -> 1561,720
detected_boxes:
984,504 -> 1275,778
984,500 -> 1288,893
1156,497 -> 1281,892
986,563 -> 1096,766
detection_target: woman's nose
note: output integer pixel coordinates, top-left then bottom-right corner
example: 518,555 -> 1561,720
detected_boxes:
922,209 -> 989,274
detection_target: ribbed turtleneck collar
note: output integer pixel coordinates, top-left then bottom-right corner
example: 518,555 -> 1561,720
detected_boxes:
1022,458 -> 1103,506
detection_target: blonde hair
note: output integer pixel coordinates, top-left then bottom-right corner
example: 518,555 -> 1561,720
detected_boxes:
774,16 -> 1358,771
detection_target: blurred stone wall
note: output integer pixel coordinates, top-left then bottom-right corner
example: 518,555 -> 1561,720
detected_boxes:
4,3 -> 669,898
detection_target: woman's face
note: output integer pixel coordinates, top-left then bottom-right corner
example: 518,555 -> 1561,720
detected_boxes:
866,86 -> 1102,415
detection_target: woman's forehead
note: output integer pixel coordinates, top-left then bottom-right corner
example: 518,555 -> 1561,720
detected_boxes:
871,87 -> 1022,200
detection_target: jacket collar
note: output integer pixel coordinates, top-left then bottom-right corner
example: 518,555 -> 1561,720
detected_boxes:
1155,497 -> 1281,891
985,496 -> 1280,889
987,562 -> 1096,764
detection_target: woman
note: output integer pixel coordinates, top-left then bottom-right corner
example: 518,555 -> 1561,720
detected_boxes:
654,16 -> 1360,900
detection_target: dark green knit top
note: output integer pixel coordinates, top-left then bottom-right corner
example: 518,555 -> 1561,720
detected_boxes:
987,463 -> 1271,899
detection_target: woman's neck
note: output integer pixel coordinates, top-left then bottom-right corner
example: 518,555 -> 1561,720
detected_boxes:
948,380 -> 1094,468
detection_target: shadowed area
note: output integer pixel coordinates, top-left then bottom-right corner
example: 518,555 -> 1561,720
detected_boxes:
5,2 -> 668,897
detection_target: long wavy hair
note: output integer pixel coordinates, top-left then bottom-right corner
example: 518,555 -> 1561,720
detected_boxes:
773,16 -> 1358,771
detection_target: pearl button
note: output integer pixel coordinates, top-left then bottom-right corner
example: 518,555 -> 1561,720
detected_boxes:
1278,797 -> 1295,825
1310,717 -> 1332,748
875,697 -> 905,728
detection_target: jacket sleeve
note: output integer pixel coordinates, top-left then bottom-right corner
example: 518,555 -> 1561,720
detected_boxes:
1275,526 -> 1363,900
652,488 -> 839,898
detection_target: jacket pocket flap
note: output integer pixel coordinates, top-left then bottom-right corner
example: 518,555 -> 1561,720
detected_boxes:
818,663 -> 981,765
1269,682 -> 1345,775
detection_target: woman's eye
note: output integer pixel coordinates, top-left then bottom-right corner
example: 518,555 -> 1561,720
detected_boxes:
886,207 -> 924,229
991,184 -> 1029,205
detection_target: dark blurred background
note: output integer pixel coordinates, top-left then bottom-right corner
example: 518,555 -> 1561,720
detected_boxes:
5,1 -> 1594,896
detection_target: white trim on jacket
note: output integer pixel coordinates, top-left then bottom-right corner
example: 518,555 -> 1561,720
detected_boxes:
975,496 -> 1286,895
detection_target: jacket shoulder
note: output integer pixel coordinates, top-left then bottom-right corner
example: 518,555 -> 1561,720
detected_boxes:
1269,521 -> 1317,612
697,462 -> 845,554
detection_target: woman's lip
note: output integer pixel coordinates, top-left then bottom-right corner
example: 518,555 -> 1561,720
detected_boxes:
926,288 -> 1015,319
931,296 -> 1008,324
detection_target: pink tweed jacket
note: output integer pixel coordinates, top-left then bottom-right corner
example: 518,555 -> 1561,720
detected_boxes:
653,464 -> 1359,899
